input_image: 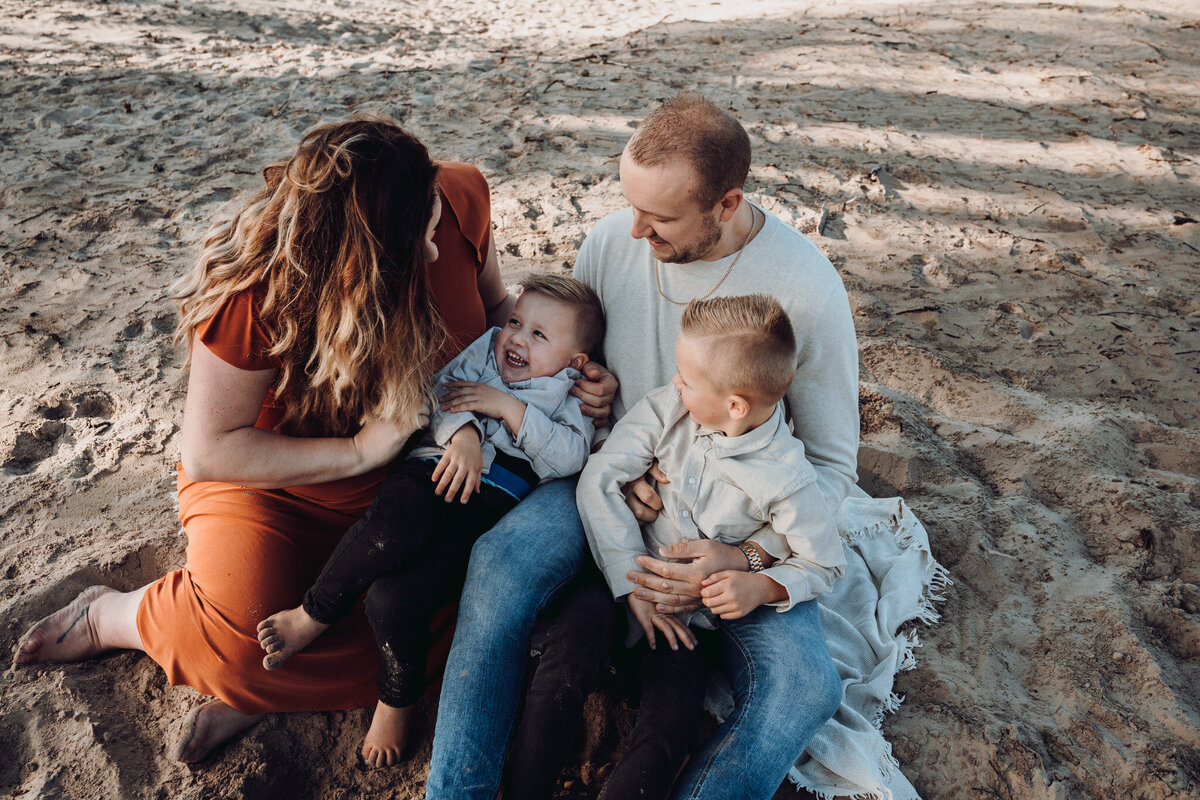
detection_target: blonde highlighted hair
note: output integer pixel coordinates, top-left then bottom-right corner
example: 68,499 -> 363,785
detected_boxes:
518,273 -> 606,358
680,294 -> 796,404
174,117 -> 445,436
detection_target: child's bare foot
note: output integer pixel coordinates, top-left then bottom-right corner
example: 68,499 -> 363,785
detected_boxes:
171,699 -> 264,763
13,586 -> 115,667
361,701 -> 415,768
256,606 -> 329,670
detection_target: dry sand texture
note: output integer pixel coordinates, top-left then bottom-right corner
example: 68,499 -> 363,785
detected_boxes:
2,0 -> 1199,797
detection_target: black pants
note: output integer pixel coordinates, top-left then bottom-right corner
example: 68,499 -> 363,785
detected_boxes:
303,457 -> 518,708
505,570 -> 709,800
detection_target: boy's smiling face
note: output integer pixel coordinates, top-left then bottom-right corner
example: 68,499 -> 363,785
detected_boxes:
494,291 -> 587,383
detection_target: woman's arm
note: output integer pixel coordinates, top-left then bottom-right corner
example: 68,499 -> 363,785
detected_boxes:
477,236 -> 516,328
180,335 -> 421,488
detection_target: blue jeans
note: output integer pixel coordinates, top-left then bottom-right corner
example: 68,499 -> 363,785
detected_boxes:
427,478 -> 588,798
425,477 -> 843,800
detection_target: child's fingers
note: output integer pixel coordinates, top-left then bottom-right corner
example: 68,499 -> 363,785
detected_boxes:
431,453 -> 451,485
653,616 -> 680,651
434,460 -> 458,497
443,466 -> 466,503
663,615 -> 697,649
639,618 -> 657,650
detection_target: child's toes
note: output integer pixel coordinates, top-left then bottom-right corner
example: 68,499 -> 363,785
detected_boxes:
259,634 -> 281,653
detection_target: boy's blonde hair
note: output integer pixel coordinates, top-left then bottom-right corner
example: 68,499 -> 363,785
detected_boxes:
680,294 -> 796,404
518,273 -> 606,358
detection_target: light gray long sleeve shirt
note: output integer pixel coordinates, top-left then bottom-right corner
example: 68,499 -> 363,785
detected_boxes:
409,327 -> 591,481
579,384 -> 846,623
574,204 -> 859,512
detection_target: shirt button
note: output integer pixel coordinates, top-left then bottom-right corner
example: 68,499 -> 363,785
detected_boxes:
681,510 -> 690,518
688,477 -> 696,484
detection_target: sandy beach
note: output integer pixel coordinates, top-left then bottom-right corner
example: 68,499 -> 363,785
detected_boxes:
2,0 -> 1198,797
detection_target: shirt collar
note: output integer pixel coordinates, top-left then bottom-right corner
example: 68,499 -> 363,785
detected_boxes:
697,401 -> 787,459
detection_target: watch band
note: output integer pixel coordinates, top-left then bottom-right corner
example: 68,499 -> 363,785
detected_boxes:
738,543 -> 764,573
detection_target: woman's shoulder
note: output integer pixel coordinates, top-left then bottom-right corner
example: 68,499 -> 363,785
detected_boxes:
436,161 -> 489,202
196,288 -> 278,371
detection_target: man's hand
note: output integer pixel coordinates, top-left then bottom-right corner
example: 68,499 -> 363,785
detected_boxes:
700,571 -> 784,620
628,539 -> 753,613
626,593 -> 697,651
571,362 -> 617,428
440,381 -> 527,433
431,426 -> 483,504
621,461 -> 669,523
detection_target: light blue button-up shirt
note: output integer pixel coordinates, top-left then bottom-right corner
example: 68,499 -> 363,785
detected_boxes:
409,327 -> 591,482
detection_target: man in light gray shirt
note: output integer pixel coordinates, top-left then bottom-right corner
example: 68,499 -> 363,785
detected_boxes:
427,93 -> 859,800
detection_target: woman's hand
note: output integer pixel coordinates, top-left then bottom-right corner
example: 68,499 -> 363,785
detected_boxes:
431,425 -> 483,503
626,593 -> 697,651
352,407 -> 429,472
628,539 -> 754,614
700,571 -> 785,620
571,362 -> 618,428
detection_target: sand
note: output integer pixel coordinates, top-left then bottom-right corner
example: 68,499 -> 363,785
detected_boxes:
2,0 -> 1198,797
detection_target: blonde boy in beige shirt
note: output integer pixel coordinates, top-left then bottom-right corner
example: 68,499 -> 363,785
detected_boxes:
575,294 -> 847,798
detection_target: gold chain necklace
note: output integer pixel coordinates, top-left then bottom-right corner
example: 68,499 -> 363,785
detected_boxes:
654,205 -> 760,307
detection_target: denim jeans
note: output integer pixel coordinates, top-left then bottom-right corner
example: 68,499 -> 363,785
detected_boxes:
427,477 -> 588,798
672,598 -> 842,800
425,477 -> 843,800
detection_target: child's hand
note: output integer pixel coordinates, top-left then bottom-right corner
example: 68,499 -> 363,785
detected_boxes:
626,593 -> 697,651
440,381 -> 526,433
700,571 -> 782,620
432,426 -> 483,504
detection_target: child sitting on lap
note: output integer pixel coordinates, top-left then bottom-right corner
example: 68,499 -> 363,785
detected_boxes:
257,273 -> 604,767
576,293 -> 846,799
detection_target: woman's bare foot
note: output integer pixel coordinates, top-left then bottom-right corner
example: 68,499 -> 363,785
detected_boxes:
256,606 -> 329,670
13,586 -> 116,667
171,699 -> 264,763
361,701 -> 415,768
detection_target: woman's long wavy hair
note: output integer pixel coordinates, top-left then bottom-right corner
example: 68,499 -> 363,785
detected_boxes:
174,117 -> 446,436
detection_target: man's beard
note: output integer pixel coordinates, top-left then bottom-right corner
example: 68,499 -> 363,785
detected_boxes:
657,213 -> 722,264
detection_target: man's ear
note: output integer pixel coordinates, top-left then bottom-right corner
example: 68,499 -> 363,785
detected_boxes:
727,394 -> 751,421
717,188 -> 744,223
570,353 -> 590,371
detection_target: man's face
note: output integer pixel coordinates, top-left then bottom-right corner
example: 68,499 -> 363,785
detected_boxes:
619,150 -> 723,264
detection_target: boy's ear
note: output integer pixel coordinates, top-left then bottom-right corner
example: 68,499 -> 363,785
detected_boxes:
727,394 -> 751,421
569,353 -> 590,371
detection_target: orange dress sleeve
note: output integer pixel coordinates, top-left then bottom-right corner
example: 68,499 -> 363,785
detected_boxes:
195,290 -> 279,371
429,162 -> 492,363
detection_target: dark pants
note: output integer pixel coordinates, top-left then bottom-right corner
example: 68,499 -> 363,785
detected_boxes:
303,457 -> 518,707
505,570 -> 709,800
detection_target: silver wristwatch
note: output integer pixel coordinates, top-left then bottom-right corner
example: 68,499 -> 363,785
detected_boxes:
738,543 -> 764,573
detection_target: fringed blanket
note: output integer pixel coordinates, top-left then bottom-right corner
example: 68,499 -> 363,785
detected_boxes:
704,496 -> 950,800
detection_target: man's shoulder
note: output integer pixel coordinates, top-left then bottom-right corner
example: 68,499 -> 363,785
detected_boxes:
754,208 -> 840,284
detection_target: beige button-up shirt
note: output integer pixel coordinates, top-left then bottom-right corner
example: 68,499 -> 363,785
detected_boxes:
578,385 -> 847,621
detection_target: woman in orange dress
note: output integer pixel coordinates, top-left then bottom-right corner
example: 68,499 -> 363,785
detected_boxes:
12,117 -> 516,762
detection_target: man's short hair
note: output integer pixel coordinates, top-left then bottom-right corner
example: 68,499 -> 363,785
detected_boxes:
627,92 -> 751,210
680,294 -> 796,404
518,273 -> 606,358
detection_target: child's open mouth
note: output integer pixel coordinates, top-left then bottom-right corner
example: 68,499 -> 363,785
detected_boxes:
505,351 -> 528,369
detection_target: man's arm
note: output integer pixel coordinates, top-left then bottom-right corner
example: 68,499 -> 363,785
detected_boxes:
787,285 -> 860,511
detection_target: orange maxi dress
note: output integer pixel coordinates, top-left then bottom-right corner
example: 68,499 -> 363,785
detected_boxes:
136,162 -> 494,714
